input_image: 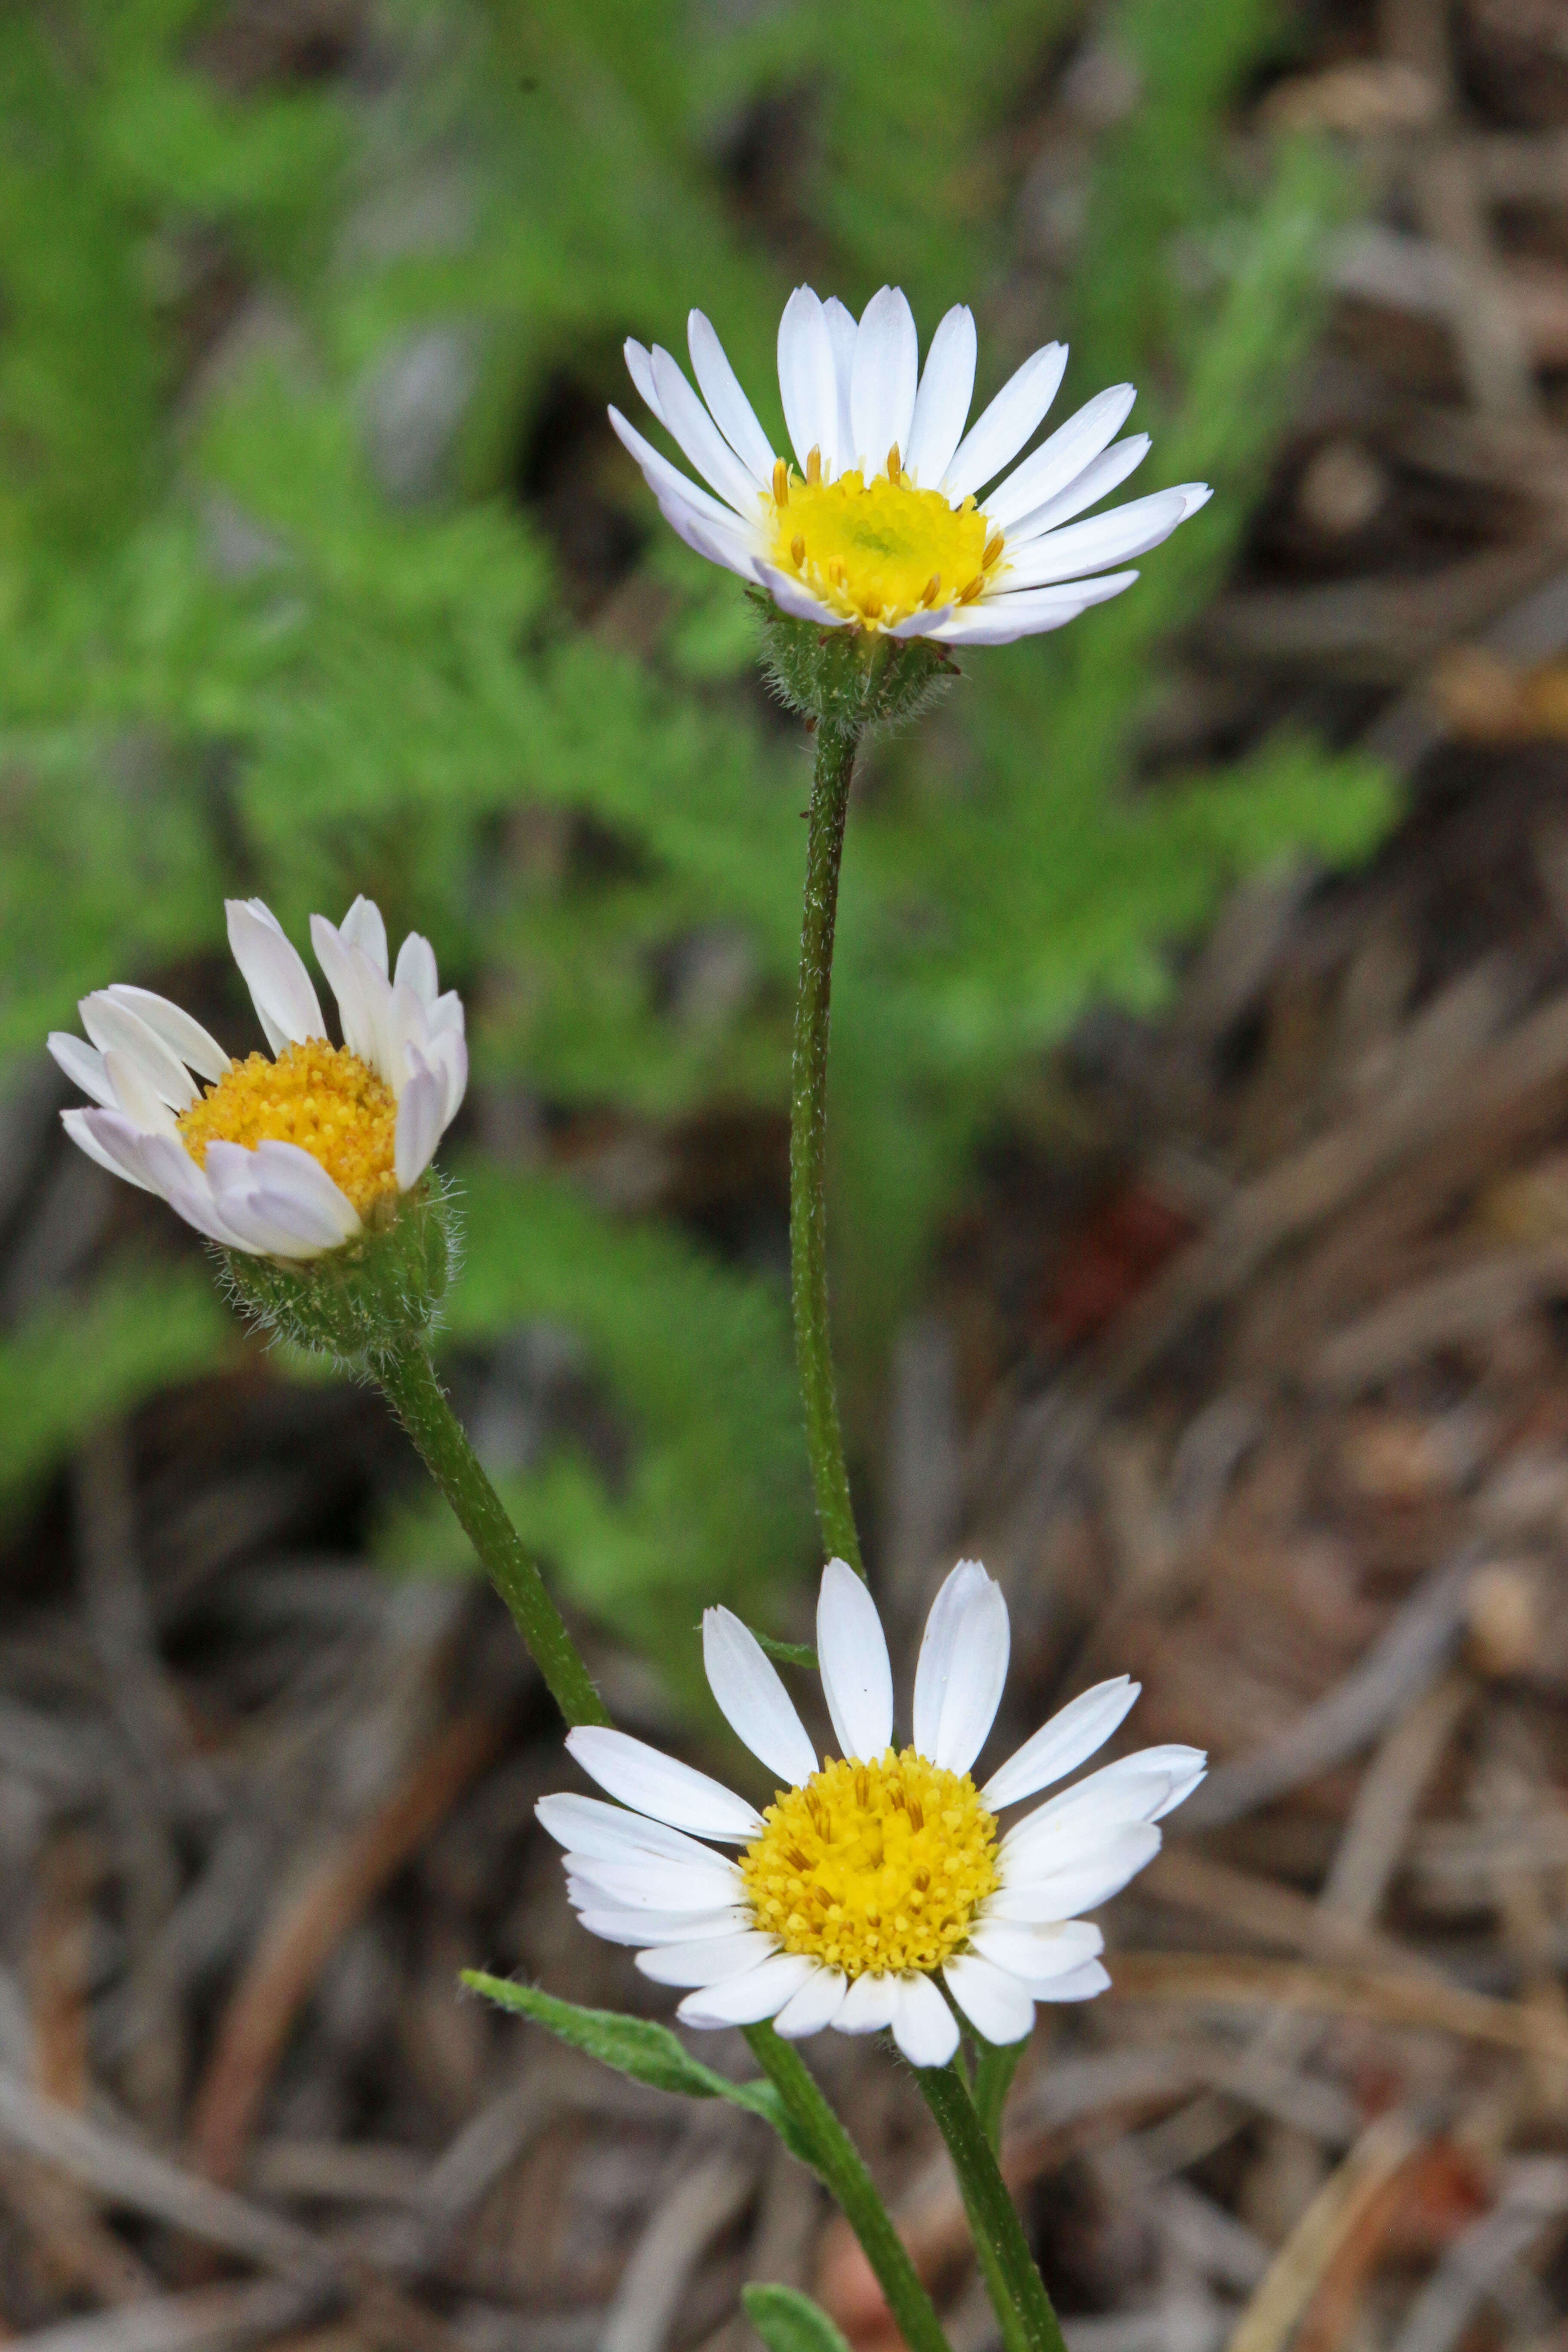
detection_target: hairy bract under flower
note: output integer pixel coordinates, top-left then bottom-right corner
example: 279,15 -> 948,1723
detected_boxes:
49,896 -> 467,1260
610,285 -> 1212,646
539,1558 -> 1206,2068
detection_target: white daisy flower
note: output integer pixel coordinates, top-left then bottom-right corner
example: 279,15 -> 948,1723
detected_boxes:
48,897 -> 467,1260
609,285 -> 1211,647
538,1558 -> 1204,2070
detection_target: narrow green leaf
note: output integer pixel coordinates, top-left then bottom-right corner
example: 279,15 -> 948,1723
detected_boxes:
742,2285 -> 854,2352
460,1975 -> 816,2164
749,1627 -> 818,1671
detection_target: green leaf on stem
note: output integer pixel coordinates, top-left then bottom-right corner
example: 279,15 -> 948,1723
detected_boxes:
460,1974 -> 815,2162
741,2285 -> 854,2352
748,1626 -> 818,1670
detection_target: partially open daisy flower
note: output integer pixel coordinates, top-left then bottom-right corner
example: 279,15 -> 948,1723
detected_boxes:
539,1559 -> 1204,2068
49,897 -> 466,1259
610,285 -> 1210,647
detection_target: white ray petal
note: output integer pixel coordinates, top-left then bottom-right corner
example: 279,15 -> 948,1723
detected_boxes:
890,1972 -> 960,2067
609,407 -> 750,532
395,1056 -> 444,1191
912,1559 -> 984,1758
1002,1746 -> 1207,1859
225,900 -> 325,1054
816,1558 -> 893,1761
203,1141 -> 337,1257
821,297 -> 858,470
102,987 -> 229,1082
660,493 -> 762,581
340,896 -> 389,977
980,1677 -> 1140,1810
982,384 -> 1137,533
677,1953 -> 815,2028
65,1108 -> 156,1191
943,1952 -> 1034,2044
906,306 -> 977,488
752,561 -> 852,626
833,1971 -> 902,2035
851,286 -> 919,475
574,1905 -> 754,1947
774,1966 -> 848,2040
997,489 -> 1193,591
309,916 -> 376,1064
687,312 -> 776,485
777,288 -> 840,477
566,1725 -> 763,1843
394,932 -> 439,1007
49,1034 -> 115,1109
624,338 -> 666,426
885,603 -> 956,639
1036,1960 -> 1111,2002
913,1560 -> 1010,1776
943,343 -> 1067,503
423,1027 -> 468,1131
102,1050 -> 178,1139
969,1920 -> 1103,1987
636,1930 -> 779,1988
703,1608 -> 819,1788
565,1854 -> 743,1913
79,995 -> 198,1111
922,597 -> 1090,647
651,344 -> 766,516
135,1135 -> 251,1248
248,1141 -> 360,1243
1002,433 -> 1150,543
991,1826 -> 1161,1923
536,1792 -> 727,1868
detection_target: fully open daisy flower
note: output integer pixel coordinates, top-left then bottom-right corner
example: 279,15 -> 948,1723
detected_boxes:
609,285 -> 1210,647
539,1559 -> 1204,2068
49,897 -> 466,1259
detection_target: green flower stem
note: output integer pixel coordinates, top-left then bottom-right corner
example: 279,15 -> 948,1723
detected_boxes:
790,717 -> 864,1574
377,1341 -> 610,1729
972,2037 -> 1024,2152
919,2061 -> 1067,2352
744,2024 -> 950,2352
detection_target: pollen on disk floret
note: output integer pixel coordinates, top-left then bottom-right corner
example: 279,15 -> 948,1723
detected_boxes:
766,447 -> 1002,630
177,1040 -> 400,1215
740,1747 -> 999,1978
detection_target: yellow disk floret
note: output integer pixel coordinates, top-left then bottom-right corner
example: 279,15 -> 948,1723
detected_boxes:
766,448 -> 1002,630
177,1040 -> 399,1216
740,1748 -> 999,1979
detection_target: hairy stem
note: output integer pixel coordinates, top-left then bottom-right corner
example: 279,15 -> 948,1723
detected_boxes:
919,2061 -> 1067,2352
377,1343 -> 609,1729
790,718 -> 863,1572
744,2024 -> 950,2352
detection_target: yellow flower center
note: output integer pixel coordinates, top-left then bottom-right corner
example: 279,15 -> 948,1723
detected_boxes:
741,1747 -> 999,1979
766,449 -> 1002,630
177,1040 -> 399,1215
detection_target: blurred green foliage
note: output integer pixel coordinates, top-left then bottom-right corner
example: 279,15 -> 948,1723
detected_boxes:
0,0 -> 1392,1652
